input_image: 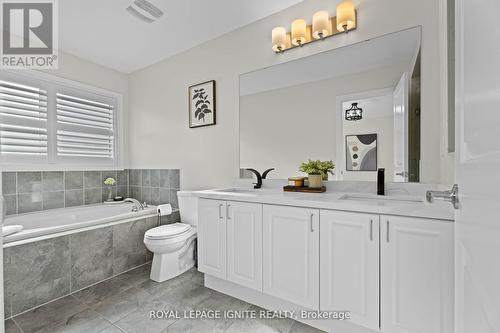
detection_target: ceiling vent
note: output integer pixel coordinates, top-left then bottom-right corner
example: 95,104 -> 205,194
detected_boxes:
126,0 -> 164,23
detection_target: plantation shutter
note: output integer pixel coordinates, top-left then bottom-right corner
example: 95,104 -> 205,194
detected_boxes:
0,72 -> 120,167
0,80 -> 48,158
56,93 -> 115,160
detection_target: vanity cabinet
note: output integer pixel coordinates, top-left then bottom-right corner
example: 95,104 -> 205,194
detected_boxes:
262,205 -> 320,310
198,199 -> 227,279
380,215 -> 454,333
198,196 -> 454,333
320,210 -> 380,331
198,198 -> 263,290
226,201 -> 263,291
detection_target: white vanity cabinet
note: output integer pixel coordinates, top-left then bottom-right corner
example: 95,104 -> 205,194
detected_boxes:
380,215 -> 454,333
198,194 -> 454,333
226,201 -> 263,291
198,198 -> 263,290
198,199 -> 227,279
320,210 -> 380,331
262,205 -> 320,310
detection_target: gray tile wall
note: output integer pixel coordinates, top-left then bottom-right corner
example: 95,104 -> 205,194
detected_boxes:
128,169 -> 180,208
1,169 -> 180,218
128,169 -> 181,223
1,170 -> 129,216
3,216 -> 157,318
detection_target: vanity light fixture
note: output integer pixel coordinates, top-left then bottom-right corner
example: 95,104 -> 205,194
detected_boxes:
345,102 -> 363,121
312,10 -> 330,39
271,0 -> 356,53
272,27 -> 287,52
291,19 -> 307,46
336,0 -> 356,32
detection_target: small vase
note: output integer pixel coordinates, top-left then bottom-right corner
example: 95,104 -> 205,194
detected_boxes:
106,186 -> 113,201
308,174 -> 323,188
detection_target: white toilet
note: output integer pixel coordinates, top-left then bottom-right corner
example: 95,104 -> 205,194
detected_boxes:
144,191 -> 198,282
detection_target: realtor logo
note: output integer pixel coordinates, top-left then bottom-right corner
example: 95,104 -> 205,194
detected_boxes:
1,0 -> 58,68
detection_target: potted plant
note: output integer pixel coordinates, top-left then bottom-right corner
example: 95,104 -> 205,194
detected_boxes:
299,159 -> 335,188
104,177 -> 116,202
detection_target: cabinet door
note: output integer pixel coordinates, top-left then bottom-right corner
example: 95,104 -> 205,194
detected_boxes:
320,210 -> 380,331
198,199 -> 226,279
263,205 -> 319,309
227,201 -> 263,291
381,216 -> 454,333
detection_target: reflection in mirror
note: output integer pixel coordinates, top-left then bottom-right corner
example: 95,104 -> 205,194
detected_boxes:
240,27 -> 421,182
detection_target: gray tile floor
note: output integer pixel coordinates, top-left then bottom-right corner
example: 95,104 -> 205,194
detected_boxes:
5,264 -> 325,333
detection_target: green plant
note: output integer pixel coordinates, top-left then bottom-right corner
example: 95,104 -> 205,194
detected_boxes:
104,177 -> 116,186
299,159 -> 335,178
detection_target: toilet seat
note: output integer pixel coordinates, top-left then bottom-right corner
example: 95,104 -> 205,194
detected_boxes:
145,223 -> 192,240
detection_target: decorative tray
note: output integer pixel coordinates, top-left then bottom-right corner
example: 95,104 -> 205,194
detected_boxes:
283,186 -> 326,193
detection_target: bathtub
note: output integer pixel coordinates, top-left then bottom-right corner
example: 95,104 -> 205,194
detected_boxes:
3,203 -> 158,247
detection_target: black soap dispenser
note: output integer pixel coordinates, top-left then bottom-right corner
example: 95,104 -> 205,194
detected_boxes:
377,168 -> 385,195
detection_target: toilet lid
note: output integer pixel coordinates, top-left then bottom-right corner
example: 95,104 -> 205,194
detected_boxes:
145,223 -> 192,240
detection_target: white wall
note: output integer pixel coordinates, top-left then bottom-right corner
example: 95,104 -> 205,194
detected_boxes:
128,0 -> 448,190
240,65 -> 403,180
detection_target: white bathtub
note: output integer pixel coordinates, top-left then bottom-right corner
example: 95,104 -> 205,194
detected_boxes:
3,203 -> 158,247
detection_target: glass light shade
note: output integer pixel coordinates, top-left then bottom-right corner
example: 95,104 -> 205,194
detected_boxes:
336,0 -> 356,32
271,26 -> 287,52
312,10 -> 330,39
291,19 -> 307,46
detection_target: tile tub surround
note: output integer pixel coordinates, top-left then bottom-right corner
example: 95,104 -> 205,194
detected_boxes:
1,170 -> 129,216
129,169 -> 180,208
3,216 -> 158,318
128,169 -> 181,223
4,265 -> 325,333
1,169 -> 180,219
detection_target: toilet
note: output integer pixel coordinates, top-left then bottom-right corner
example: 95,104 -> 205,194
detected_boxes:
144,191 -> 198,282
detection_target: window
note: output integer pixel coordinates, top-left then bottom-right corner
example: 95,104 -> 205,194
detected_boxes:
56,93 -> 114,159
0,80 -> 48,159
0,71 -> 122,169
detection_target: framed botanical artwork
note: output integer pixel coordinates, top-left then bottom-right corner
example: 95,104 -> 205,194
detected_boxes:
345,134 -> 378,171
188,80 -> 216,128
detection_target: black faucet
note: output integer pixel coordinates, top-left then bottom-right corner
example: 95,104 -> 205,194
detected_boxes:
262,168 -> 275,179
246,168 -> 263,189
377,168 -> 385,195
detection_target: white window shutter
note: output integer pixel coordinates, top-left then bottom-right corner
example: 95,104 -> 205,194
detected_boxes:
0,80 -> 48,158
56,93 -> 115,160
0,71 -> 120,168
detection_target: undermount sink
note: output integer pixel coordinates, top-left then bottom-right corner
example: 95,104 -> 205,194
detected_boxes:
340,194 -> 424,203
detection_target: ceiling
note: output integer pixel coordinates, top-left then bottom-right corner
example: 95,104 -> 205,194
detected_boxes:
59,0 -> 304,73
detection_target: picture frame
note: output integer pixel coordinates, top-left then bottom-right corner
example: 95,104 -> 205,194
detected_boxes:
188,80 -> 216,128
345,134 -> 378,171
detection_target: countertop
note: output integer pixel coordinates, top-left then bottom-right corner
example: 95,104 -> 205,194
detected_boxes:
193,188 -> 454,221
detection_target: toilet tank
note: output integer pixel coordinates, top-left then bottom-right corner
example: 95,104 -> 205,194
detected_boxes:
177,191 -> 198,226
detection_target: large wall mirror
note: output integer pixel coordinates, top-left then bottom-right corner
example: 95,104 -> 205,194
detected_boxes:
240,27 -> 422,182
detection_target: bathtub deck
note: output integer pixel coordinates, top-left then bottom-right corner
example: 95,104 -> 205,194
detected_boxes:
5,264 -> 324,333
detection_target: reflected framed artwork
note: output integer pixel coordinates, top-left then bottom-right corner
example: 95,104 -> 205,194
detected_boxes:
346,134 -> 377,171
189,80 -> 216,128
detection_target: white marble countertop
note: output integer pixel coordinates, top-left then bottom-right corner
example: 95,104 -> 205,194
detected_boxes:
193,188 -> 454,221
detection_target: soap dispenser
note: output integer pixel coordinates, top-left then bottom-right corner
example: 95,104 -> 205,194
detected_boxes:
377,168 -> 385,195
